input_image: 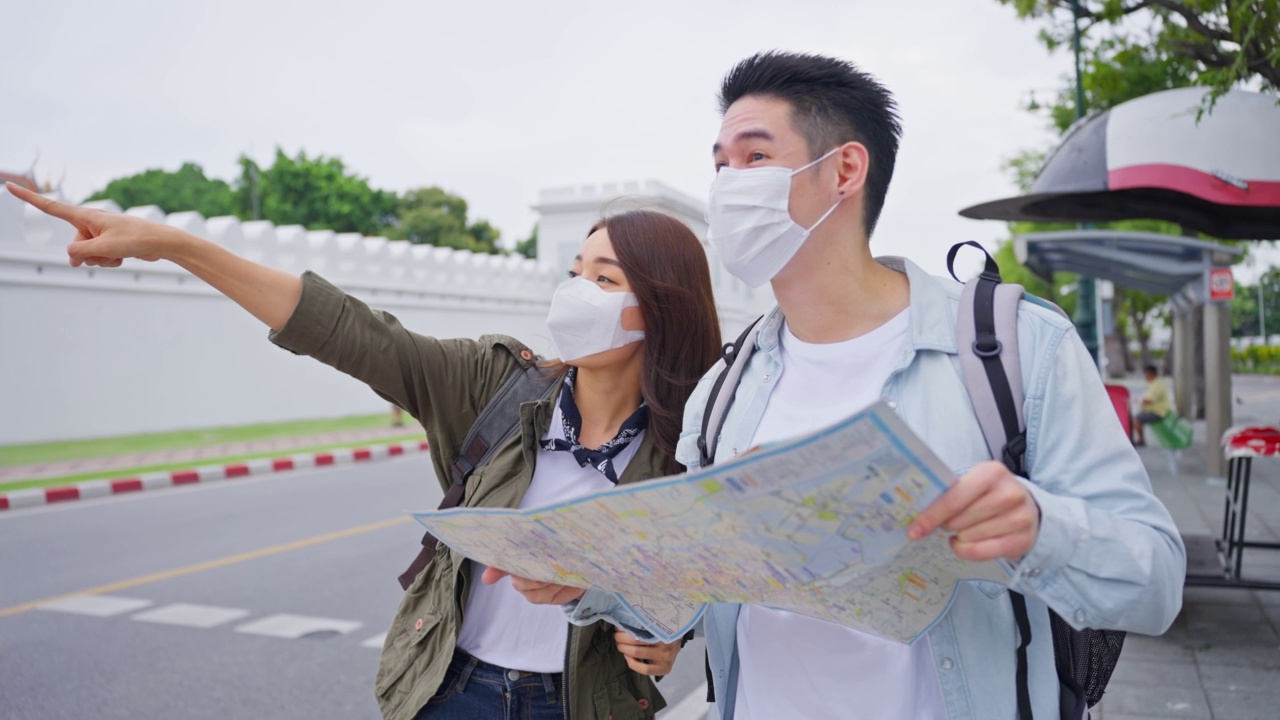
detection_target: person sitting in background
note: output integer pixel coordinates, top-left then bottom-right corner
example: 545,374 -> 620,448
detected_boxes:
1134,364 -> 1173,446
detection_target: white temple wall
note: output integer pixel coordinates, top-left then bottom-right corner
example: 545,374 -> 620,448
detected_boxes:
0,180 -> 771,445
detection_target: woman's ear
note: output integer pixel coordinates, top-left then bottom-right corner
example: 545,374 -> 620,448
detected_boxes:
620,305 -> 645,333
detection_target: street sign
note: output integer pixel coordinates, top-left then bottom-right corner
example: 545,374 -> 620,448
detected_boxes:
1209,267 -> 1235,302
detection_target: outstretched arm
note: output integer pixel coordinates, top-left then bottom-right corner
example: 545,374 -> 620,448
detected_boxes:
7,182 -> 301,331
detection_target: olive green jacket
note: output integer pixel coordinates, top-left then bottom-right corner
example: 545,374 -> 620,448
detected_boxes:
270,272 -> 668,720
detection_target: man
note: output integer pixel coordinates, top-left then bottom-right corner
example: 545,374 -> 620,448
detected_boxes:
500,52 -> 1185,719
1134,365 -> 1173,446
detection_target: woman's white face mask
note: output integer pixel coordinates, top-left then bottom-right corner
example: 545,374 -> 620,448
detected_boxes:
546,276 -> 645,363
705,147 -> 844,288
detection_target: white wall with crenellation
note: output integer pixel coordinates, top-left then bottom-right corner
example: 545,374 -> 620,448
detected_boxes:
0,180 -> 771,445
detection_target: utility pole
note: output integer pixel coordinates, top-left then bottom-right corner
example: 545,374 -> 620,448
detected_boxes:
1069,0 -> 1100,364
250,162 -> 261,221
1261,278 -> 1268,343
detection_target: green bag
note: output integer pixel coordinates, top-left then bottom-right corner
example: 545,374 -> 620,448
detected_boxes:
1150,414 -> 1193,450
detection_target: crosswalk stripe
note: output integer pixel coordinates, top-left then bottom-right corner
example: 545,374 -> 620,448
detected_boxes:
361,632 -> 388,648
36,594 -> 153,617
131,603 -> 251,628
234,613 -> 363,639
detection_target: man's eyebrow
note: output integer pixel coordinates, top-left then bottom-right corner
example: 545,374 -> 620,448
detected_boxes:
712,128 -> 776,155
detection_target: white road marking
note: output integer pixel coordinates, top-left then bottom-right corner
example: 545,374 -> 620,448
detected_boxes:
37,594 -> 153,617
361,632 -> 387,648
659,683 -> 709,720
132,602 -> 251,628
234,613 -> 363,639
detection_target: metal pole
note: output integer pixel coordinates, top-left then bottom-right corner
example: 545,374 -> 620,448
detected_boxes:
1205,299 -> 1233,479
1097,282 -> 1109,377
250,162 -> 261,221
1260,280 -> 1267,343
1069,0 -> 1099,364
1174,311 -> 1195,418
1072,0 -> 1085,120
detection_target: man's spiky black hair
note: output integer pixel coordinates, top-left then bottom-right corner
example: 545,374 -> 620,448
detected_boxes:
719,52 -> 903,237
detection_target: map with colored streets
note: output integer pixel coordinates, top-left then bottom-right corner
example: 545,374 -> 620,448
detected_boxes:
412,401 -> 1009,643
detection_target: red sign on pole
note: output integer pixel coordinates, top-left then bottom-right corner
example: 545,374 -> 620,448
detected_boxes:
1209,267 -> 1234,302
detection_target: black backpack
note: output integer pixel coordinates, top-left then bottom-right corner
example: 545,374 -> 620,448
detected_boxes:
398,363 -> 558,591
696,243 -> 1124,720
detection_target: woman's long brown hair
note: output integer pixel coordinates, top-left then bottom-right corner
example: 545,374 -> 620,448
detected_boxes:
590,210 -> 723,474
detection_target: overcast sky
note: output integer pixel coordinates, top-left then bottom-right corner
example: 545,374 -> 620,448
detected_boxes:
1,0 -> 1078,276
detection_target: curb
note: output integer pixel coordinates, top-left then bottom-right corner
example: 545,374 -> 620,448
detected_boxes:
0,440 -> 430,511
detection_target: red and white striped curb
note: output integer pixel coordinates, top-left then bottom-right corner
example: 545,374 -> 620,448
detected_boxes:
0,440 -> 430,511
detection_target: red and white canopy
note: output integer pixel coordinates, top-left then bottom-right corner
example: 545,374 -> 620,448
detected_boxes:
961,87 -> 1280,239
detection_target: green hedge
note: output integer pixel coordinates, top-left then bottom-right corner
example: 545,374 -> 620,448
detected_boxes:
1233,345 -> 1280,374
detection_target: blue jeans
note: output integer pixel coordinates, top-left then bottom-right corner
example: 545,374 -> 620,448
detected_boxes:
414,648 -> 565,720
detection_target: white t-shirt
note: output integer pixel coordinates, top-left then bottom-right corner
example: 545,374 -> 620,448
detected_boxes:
733,310 -> 947,720
455,392 -> 643,672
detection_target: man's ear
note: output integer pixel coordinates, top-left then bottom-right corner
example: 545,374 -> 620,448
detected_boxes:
835,142 -> 869,198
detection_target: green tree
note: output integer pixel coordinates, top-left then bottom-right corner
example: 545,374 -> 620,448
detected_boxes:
235,148 -> 398,235
995,1 -> 1279,376
385,186 -> 502,254
999,0 -> 1279,115
1232,267 -> 1280,339
1001,149 -> 1051,194
1117,286 -> 1165,368
515,224 -> 539,259
993,232 -> 1079,318
467,220 -> 502,255
85,162 -> 235,217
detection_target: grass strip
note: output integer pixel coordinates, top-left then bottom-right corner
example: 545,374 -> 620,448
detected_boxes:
0,413 -> 404,467
0,433 -> 424,493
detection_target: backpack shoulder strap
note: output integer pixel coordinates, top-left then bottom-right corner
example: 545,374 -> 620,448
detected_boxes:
449,363 -> 559,485
694,315 -> 763,706
949,241 -> 1027,476
697,316 -> 764,468
398,362 -> 558,590
949,241 -> 1036,720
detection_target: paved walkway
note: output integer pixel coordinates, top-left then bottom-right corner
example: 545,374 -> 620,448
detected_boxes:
1094,377 -> 1280,720
0,426 -> 424,483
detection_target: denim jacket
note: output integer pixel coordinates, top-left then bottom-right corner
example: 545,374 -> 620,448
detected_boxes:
567,257 -> 1185,720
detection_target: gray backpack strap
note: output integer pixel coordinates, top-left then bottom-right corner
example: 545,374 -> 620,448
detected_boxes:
697,316 -> 764,468
449,364 -> 559,485
398,362 -> 558,590
954,267 -> 1027,468
950,242 -> 1123,720
696,315 -> 763,706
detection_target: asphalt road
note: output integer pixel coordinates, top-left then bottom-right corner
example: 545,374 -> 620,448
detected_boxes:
1230,373 -> 1280,426
0,455 -> 708,719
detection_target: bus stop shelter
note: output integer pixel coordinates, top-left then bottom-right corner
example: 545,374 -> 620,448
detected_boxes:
1015,228 -> 1242,478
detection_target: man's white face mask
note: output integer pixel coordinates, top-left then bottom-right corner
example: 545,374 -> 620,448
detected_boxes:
545,276 -> 645,363
705,147 -> 844,288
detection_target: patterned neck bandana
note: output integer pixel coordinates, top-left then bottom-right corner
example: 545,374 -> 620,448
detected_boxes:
541,368 -> 649,484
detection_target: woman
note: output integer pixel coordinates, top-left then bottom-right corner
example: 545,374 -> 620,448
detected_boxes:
8,182 -> 723,720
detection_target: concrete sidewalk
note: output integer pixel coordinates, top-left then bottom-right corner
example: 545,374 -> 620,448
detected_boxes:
0,425 -> 424,484
1092,383 -> 1280,719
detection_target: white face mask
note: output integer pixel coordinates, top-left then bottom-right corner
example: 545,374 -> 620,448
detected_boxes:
546,276 -> 645,362
706,147 -> 844,287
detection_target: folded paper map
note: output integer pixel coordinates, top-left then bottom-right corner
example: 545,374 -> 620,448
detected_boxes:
413,401 -> 1009,643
